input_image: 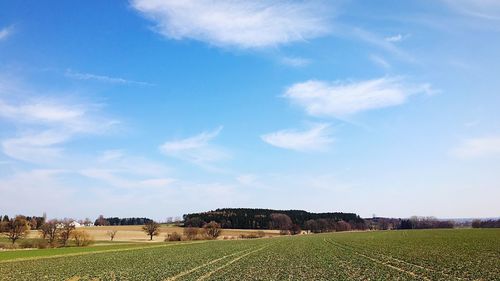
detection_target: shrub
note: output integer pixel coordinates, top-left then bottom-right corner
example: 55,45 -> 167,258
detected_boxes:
71,230 -> 94,247
19,240 -> 37,249
240,233 -> 259,239
18,239 -> 49,249
203,221 -> 222,240
0,243 -> 17,250
37,239 -> 49,249
165,232 -> 182,241
183,227 -> 199,240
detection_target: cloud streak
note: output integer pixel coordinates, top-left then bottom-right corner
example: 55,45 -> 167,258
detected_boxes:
280,56 -> 311,67
131,0 -> 332,48
0,83 -> 118,163
443,0 -> 500,20
65,70 -> 153,86
261,123 -> 333,152
159,126 -> 229,166
385,34 -> 407,43
451,136 -> 500,158
0,25 -> 14,41
284,77 -> 433,118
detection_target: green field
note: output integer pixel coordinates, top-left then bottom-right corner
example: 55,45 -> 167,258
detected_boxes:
0,229 -> 498,280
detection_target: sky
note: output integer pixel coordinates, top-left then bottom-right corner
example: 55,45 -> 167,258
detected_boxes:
0,1 -> 499,220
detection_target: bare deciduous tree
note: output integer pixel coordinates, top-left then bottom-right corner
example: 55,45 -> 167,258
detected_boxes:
2,216 -> 30,244
59,219 -> 75,246
95,215 -> 109,226
290,224 -> 301,235
270,213 -> 292,235
142,221 -> 160,240
304,219 -> 318,233
106,230 -> 118,241
40,220 -> 59,245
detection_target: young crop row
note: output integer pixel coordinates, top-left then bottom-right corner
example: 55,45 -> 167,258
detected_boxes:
0,229 -> 498,280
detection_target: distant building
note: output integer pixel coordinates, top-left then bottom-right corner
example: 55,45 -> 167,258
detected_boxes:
70,221 -> 82,228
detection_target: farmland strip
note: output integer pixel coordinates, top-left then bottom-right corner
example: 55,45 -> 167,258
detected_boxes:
0,241 -> 208,264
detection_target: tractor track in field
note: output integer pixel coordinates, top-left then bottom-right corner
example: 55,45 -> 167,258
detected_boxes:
324,239 -> 432,280
196,245 -> 270,281
324,239 -> 463,281
164,247 -> 254,281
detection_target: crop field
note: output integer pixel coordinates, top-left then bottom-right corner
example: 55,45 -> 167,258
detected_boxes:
0,229 -> 498,280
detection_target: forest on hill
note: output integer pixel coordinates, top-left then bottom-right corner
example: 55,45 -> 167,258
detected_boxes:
183,208 -> 365,230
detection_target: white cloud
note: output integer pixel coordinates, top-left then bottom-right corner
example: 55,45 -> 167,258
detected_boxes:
443,0 -> 500,20
159,126 -> 229,166
236,174 -> 257,186
0,99 -> 84,123
0,25 -> 14,41
385,34 -> 406,42
261,123 -> 333,152
284,77 -> 433,118
65,69 -> 152,86
280,56 -> 311,67
1,130 -> 68,163
131,0 -> 331,48
348,28 -> 413,62
0,84 -> 118,163
80,168 -> 175,189
451,136 -> 500,158
99,149 -> 124,162
0,169 -> 75,216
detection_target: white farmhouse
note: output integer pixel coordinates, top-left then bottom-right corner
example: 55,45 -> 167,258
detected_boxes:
69,221 -> 82,228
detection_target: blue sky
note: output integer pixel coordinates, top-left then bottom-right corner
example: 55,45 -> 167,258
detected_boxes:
0,1 -> 499,220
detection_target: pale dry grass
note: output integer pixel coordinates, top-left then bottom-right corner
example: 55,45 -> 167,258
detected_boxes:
35,226 -> 280,242
25,225 -> 280,242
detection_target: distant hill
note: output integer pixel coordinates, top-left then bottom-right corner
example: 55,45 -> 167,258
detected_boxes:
183,208 -> 364,229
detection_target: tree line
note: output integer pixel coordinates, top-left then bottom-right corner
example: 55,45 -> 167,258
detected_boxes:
94,215 -> 152,226
183,208 -> 365,230
367,216 -> 455,230
0,215 -> 92,247
472,219 -> 500,228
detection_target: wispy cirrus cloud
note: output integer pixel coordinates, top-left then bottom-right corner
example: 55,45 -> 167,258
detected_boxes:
283,77 -> 433,118
384,34 -> 409,43
131,0 -> 332,48
347,28 -> 415,62
80,168 -> 175,189
443,0 -> 500,20
280,56 -> 311,67
0,25 -> 14,41
369,54 -> 391,69
159,126 -> 229,167
65,69 -> 153,86
451,136 -> 500,158
0,80 -> 118,163
261,123 -> 333,152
